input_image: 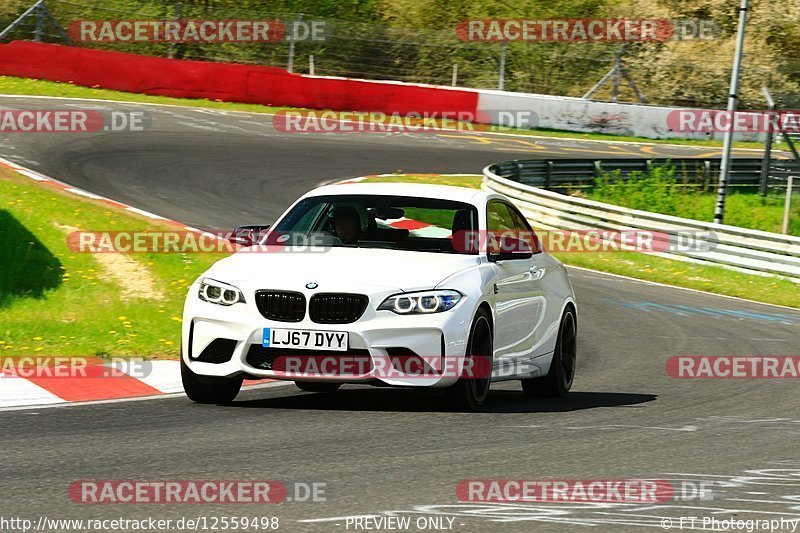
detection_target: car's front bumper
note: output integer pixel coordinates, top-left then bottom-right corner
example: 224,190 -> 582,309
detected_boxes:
181,284 -> 476,388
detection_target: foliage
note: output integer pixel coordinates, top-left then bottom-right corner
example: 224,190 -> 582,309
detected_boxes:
4,0 -> 797,106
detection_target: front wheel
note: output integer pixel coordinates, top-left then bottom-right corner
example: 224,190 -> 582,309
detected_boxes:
181,358 -> 243,404
446,308 -> 493,411
522,307 -> 576,398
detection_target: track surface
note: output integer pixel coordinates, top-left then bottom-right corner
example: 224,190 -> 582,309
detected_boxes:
1,97 -> 799,532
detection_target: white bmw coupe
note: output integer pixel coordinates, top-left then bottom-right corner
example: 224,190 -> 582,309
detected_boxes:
181,183 -> 577,410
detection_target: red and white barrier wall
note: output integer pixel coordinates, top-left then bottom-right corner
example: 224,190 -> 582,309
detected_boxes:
0,40 -> 759,141
0,41 -> 478,116
474,89 -> 764,142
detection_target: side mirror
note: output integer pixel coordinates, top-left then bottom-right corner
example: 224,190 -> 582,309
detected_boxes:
489,235 -> 534,261
229,225 -> 271,247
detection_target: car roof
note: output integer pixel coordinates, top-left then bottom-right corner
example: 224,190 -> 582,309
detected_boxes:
304,181 -> 493,205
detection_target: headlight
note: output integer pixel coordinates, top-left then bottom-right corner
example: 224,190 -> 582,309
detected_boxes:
377,290 -> 462,314
198,278 -> 246,306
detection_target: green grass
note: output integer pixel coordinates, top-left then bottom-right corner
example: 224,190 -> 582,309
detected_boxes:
0,167 -> 226,357
0,76 -> 766,149
362,173 -> 800,308
585,165 -> 800,236
363,174 -> 483,188
0,76 -> 296,115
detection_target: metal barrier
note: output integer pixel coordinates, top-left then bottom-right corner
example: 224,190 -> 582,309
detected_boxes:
488,157 -> 800,191
483,161 -> 800,282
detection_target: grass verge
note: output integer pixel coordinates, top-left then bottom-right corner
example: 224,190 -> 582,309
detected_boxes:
585,165 -> 799,236
0,76 -> 766,150
361,173 -> 799,308
0,167 -> 225,357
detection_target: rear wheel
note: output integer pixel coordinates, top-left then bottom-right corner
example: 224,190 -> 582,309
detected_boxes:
522,307 -> 576,398
181,358 -> 243,404
446,308 -> 493,411
295,381 -> 341,393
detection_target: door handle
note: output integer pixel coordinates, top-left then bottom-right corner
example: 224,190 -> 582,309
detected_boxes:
529,265 -> 546,280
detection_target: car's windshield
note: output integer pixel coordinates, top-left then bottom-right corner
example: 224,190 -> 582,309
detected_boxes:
270,194 -> 479,255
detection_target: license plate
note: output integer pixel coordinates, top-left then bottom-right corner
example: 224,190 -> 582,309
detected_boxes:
262,328 -> 349,351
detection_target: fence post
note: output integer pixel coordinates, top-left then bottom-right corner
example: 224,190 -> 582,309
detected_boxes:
287,13 -> 304,73
760,116 -> 775,197
34,1 -> 45,41
498,41 -> 507,90
545,161 -> 553,190
514,162 -> 523,182
167,2 -> 181,59
703,160 -> 712,192
782,175 -> 794,234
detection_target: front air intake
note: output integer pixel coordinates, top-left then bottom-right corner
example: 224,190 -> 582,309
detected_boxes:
195,338 -> 237,363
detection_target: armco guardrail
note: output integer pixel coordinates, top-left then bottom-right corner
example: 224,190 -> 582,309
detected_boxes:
489,157 -> 798,190
483,162 -> 800,281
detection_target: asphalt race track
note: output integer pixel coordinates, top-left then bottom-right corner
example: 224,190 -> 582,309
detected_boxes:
1,96 -> 799,532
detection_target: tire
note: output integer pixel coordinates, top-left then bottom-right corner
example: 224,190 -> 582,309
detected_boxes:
522,306 -> 577,398
181,358 -> 243,404
446,308 -> 493,411
295,381 -> 341,393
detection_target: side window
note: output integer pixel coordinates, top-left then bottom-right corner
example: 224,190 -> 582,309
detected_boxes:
507,204 -> 530,232
486,201 -> 516,255
295,203 -> 327,232
506,203 -> 542,254
487,201 -> 516,232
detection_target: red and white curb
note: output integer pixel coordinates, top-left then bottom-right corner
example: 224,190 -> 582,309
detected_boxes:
0,360 -> 181,408
386,217 -> 451,237
0,360 -> 280,409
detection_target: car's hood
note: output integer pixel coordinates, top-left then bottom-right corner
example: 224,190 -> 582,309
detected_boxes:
207,246 -> 479,292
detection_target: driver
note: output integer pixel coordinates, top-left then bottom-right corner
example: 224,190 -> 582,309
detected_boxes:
332,206 -> 364,244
